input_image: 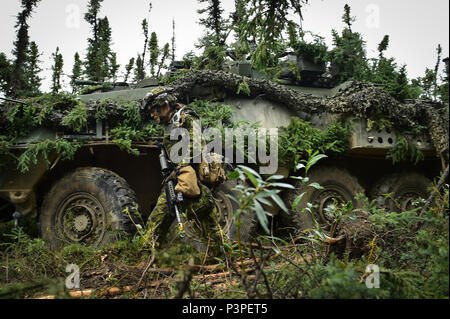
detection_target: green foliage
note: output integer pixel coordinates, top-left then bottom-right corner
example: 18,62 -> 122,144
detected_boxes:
0,52 -> 12,96
366,117 -> 393,132
83,1 -> 117,82
134,54 -> 145,82
233,0 -> 308,71
196,0 -> 228,71
110,126 -> 144,156
149,32 -> 159,76
189,99 -> 235,129
5,93 -> 79,138
17,139 -> 81,173
290,31 -> 328,66
302,256 -> 385,298
79,82 -> 113,95
51,47 -> 64,93
61,100 -> 88,132
124,57 -> 135,83
367,183 -> 449,298
327,28 -> 369,83
61,243 -> 100,268
70,52 -> 83,94
236,78 -> 251,96
386,136 -> 424,165
122,100 -> 142,127
9,0 -> 42,98
26,41 -> 43,97
142,122 -> 164,137
227,165 -> 294,235
0,136 -> 16,168
278,117 -> 350,169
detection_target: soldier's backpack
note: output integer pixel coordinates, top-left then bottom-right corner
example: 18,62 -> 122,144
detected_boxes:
198,153 -> 226,186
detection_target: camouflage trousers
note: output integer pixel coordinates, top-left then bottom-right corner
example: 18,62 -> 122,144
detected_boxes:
147,182 -> 223,255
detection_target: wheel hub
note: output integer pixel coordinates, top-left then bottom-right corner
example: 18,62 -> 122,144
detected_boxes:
312,185 -> 350,229
397,190 -> 422,212
56,193 -> 106,245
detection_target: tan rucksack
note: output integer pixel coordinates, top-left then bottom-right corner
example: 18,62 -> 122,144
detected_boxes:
174,166 -> 201,198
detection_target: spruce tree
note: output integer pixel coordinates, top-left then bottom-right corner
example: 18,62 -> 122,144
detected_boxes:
148,32 -> 159,76
171,18 -> 176,62
84,0 -> 103,81
26,41 -> 42,97
157,43 -> 170,77
439,57 -> 449,103
327,5 -> 369,83
0,53 -> 12,97
97,17 -> 113,80
10,0 -> 41,97
141,19 -> 149,65
51,47 -> 64,93
141,3 -> 152,66
110,52 -> 120,83
124,57 -> 135,82
134,54 -> 145,82
433,44 -> 442,101
230,0 -> 308,70
71,52 -> 83,93
342,3 -> 355,33
377,35 -> 389,60
420,68 -> 436,100
196,0 -> 228,70
83,0 -> 116,82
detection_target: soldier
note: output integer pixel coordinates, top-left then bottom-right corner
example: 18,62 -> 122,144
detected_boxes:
143,87 -> 223,255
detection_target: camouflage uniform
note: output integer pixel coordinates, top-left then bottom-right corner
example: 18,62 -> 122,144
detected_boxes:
147,107 -> 222,254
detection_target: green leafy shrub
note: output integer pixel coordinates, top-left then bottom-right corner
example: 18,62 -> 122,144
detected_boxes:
386,135 -> 424,165
278,117 -> 350,169
61,100 -> 87,132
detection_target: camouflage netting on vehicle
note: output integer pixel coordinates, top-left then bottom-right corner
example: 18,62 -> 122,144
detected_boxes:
170,71 -> 449,157
0,70 -> 448,157
325,81 -> 449,156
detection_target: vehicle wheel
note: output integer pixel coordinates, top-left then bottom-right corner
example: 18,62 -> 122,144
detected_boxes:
39,167 -> 140,249
369,172 -> 431,212
169,179 -> 258,253
214,179 -> 257,242
283,166 -> 365,234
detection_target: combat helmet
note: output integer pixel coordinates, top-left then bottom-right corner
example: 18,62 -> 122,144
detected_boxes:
143,86 -> 178,111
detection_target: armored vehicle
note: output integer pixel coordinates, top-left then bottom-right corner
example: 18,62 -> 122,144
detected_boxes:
0,57 -> 448,247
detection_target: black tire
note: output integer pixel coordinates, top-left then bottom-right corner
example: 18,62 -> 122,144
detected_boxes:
283,166 -> 365,234
39,167 -> 140,249
369,172 -> 431,212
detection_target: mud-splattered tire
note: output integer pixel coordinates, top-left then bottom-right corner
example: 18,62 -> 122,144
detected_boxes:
39,167 -> 140,249
369,172 -> 431,212
283,166 -> 365,234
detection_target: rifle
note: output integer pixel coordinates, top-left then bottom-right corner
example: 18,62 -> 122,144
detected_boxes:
156,141 -> 185,237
